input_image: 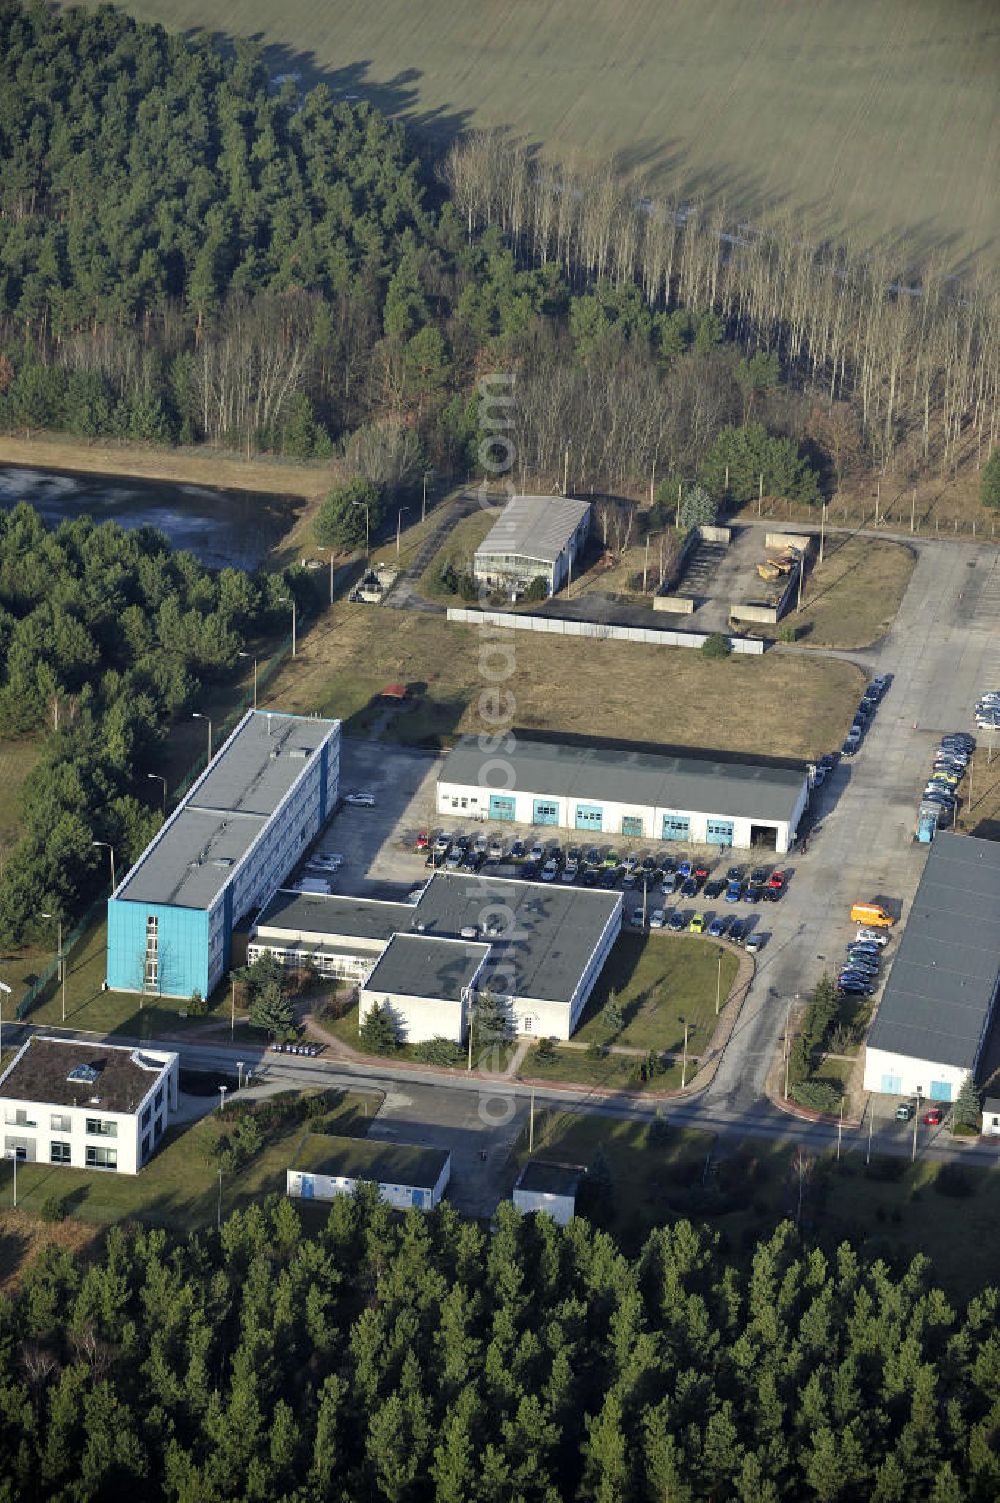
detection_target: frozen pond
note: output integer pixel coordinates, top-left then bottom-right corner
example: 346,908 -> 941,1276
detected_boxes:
0,464 -> 297,571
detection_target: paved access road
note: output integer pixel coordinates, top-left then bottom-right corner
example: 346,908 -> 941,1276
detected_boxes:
707,537 -> 1000,1115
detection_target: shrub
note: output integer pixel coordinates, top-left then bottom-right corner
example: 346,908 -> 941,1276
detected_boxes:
187,988 -> 208,1017
586,1040 -> 607,1062
778,624 -> 799,644
457,572 -> 479,602
701,632 -> 732,659
413,1036 -> 462,1066
40,1195 -> 67,1223
524,576 -> 548,602
533,1036 -> 557,1064
790,1078 -> 844,1113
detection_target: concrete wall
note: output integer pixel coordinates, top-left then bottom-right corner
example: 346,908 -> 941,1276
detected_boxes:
765,531 -> 813,556
653,594 -> 696,614
863,1045 -> 967,1102
700,524 -> 732,544
360,986 -> 464,1043
446,608 -> 764,655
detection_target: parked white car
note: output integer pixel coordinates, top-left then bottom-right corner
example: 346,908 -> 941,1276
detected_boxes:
344,792 -> 376,807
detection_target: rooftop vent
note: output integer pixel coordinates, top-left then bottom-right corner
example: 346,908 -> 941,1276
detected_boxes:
460,926 -> 477,939
212,857 -> 234,869
67,1063 -> 99,1086
289,747 -> 311,760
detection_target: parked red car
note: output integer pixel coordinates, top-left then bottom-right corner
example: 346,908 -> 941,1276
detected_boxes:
922,1108 -> 943,1126
767,869 -> 787,890
693,863 -> 710,880
414,831 -> 430,850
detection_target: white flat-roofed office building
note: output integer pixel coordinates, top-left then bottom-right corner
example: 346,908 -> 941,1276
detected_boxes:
107,709 -> 340,1001
0,1036 -> 179,1174
249,869 -> 623,1041
474,494 -> 591,596
863,834 -> 1000,1102
437,736 -> 809,854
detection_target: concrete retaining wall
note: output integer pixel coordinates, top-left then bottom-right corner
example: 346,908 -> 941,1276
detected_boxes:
700,524 -> 732,544
731,559 -> 800,626
446,607 -> 765,655
653,594 -> 696,614
765,531 -> 812,556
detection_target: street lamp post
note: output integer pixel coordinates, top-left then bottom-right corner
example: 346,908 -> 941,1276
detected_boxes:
192,712 -> 213,764
912,1088 -> 922,1162
4,1148 -> 17,1208
278,597 -> 297,657
0,978 -> 11,1058
715,948 -> 724,1015
238,652 -> 258,708
783,997 -> 795,1099
40,912 -> 64,1023
218,1084 -> 228,1114
678,1014 -> 690,1089
237,1060 -> 245,1091
146,773 -> 167,815
91,840 -> 116,892
396,506 -> 409,557
422,471 -> 432,524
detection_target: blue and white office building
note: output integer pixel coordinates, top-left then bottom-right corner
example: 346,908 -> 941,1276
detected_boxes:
107,709 -> 340,1000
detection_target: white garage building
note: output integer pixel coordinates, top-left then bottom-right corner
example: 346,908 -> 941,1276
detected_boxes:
863,834 -> 1000,1102
248,870 -> 622,1042
437,737 -> 809,855
474,494 -> 591,597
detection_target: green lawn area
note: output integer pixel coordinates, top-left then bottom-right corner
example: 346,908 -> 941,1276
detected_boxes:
22,917 -> 245,1039
516,1110 -> 715,1242
0,1088 -> 377,1235
573,933 -> 740,1053
520,1045 -> 684,1092
794,537 -> 915,650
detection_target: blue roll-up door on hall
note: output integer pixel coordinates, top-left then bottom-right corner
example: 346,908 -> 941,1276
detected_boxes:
575,804 -> 603,831
533,798 -> 560,825
489,794 -> 516,821
707,819 -> 734,845
880,1074 -> 902,1095
661,815 -> 690,841
929,1080 -> 952,1101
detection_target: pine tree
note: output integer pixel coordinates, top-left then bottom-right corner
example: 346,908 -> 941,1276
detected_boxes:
953,1073 -> 981,1131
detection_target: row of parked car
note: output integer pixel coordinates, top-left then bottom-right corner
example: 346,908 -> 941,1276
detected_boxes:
419,831 -> 788,901
837,925 -> 892,997
640,904 -> 767,951
916,731 -> 974,837
842,673 -> 891,758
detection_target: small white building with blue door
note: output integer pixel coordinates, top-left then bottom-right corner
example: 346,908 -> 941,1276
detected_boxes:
863,833 -> 1000,1103
287,1134 -> 451,1211
437,736 -> 808,854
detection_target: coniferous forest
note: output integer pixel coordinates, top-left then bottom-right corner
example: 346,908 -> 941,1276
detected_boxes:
4,0 -> 981,501
1,1196 -> 998,1503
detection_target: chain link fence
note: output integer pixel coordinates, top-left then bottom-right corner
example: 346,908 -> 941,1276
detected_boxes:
15,898 -> 106,1020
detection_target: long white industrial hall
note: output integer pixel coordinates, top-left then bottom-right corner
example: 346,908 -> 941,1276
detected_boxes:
436,737 -> 809,854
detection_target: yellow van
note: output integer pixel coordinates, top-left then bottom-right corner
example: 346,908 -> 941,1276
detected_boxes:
850,901 -> 894,928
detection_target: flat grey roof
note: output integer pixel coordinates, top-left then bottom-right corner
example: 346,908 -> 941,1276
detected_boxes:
256,888 -> 414,943
440,736 -> 806,825
252,870 -> 621,1005
0,1037 -> 175,1114
475,494 -> 591,567
293,1133 -> 449,1189
364,933 -> 489,1002
116,710 -> 338,910
867,834 -> 1000,1072
515,1160 -> 582,1197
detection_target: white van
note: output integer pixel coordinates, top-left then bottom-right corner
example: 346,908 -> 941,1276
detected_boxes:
295,876 -> 332,895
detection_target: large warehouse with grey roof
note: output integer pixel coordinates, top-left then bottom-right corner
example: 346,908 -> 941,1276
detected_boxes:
863,833 -> 1000,1102
437,736 -> 808,853
474,494 -> 591,597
